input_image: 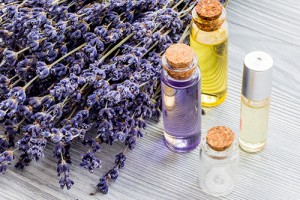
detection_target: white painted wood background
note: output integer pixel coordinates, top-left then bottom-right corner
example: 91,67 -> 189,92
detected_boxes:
1,0 -> 300,199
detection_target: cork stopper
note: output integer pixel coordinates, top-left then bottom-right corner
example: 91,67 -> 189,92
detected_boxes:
195,0 -> 222,20
163,44 -> 196,80
165,44 -> 194,69
206,126 -> 235,151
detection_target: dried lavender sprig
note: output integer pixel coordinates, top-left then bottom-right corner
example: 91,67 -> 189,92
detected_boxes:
92,147 -> 127,195
0,0 -> 195,192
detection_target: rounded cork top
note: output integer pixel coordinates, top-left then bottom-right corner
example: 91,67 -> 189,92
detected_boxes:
164,44 -> 196,80
206,126 -> 235,151
195,0 -> 222,20
165,44 -> 194,69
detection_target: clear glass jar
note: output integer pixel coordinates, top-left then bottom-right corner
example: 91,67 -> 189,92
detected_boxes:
199,136 -> 239,196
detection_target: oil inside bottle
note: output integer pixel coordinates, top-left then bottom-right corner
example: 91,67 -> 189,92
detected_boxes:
190,23 -> 228,107
239,95 -> 270,152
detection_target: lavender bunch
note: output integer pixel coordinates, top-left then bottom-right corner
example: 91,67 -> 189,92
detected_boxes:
0,0 -> 195,194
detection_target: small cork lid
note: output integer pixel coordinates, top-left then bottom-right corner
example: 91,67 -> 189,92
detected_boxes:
195,0 -> 222,20
164,44 -> 196,80
165,44 -> 194,69
206,126 -> 235,151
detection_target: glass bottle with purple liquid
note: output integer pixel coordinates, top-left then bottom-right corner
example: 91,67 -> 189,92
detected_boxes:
161,44 -> 201,152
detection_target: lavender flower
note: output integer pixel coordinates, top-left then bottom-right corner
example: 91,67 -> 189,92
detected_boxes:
0,150 -> 14,174
0,0 -> 194,193
79,151 -> 101,173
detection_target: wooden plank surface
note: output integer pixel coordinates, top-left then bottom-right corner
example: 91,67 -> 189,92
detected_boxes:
1,0 -> 300,199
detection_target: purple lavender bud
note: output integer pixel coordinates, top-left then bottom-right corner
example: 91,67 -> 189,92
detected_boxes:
50,86 -> 63,100
105,30 -> 120,43
28,40 -> 39,51
136,118 -> 146,129
4,118 -> 19,135
46,49 -> 58,62
27,29 -> 40,41
70,90 -> 82,103
108,167 -> 119,181
15,152 -> 31,169
44,24 -> 57,39
62,130 -> 73,143
47,104 -> 63,119
42,131 -> 51,137
0,75 -> 9,85
0,98 -> 17,110
51,128 -> 62,143
90,140 -> 101,152
55,21 -> 67,34
3,49 -> 16,64
28,97 -> 42,109
95,26 -> 108,38
3,5 -> 16,18
51,63 -> 68,77
99,107 -> 115,120
69,63 -> 81,75
125,135 -> 136,150
57,162 -> 64,176
98,119 -> 113,132
97,176 -> 108,194
41,96 -> 55,109
53,143 -> 65,158
86,94 -> 96,107
79,151 -> 101,173
125,117 -> 135,128
59,174 -> 74,190
105,91 -> 121,103
70,30 -> 82,40
83,71 -> 96,83
70,128 -> 79,136
82,136 -> 94,147
115,153 -> 126,169
36,61 -> 50,79
74,22 -> 88,34
89,38 -> 104,51
59,175 -> 66,188
82,44 -> 98,61
9,87 -> 26,102
91,3 -> 104,13
105,13 -> 119,25
66,13 -> 79,23
65,176 -> 74,190
78,110 -> 89,120
0,150 -> 14,173
17,105 -> 32,117
35,13 -> 48,26
59,45 -> 68,55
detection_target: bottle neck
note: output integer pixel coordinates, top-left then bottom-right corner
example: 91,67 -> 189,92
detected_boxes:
161,68 -> 200,88
192,7 -> 226,32
161,54 -> 200,88
202,139 -> 238,160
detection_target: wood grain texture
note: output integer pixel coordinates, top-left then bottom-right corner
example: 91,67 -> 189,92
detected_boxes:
1,0 -> 300,199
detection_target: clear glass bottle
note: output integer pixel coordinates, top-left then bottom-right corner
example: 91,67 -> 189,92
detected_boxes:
190,0 -> 228,107
199,126 -> 239,197
239,51 -> 273,153
161,44 -> 201,152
